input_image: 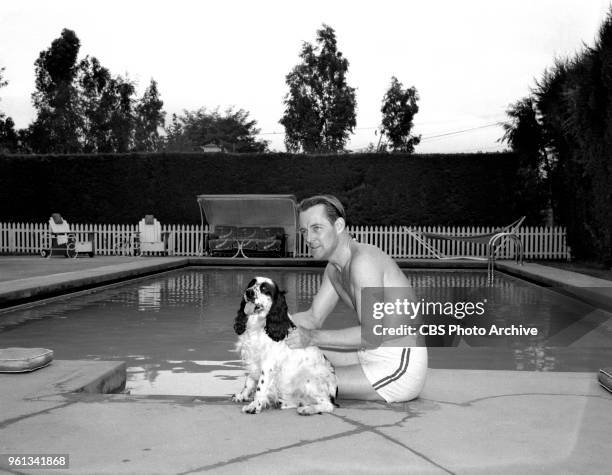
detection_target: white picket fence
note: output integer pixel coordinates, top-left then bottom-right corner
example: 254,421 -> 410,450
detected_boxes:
299,225 -> 569,260
0,222 -> 570,260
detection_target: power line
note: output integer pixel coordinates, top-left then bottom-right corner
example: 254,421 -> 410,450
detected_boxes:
257,120 -> 504,140
416,113 -> 507,126
419,122 -> 502,141
355,114 -> 507,131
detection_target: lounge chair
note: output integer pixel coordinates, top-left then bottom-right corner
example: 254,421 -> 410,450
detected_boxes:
41,213 -> 95,258
404,216 -> 525,261
137,215 -> 169,256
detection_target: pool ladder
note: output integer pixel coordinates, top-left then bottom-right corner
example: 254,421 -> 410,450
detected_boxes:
487,232 -> 524,285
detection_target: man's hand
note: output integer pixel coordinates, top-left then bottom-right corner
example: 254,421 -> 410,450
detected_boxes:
286,326 -> 314,349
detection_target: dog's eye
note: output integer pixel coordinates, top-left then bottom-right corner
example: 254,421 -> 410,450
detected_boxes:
260,283 -> 274,295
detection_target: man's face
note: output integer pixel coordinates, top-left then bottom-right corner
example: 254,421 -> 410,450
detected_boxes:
298,204 -> 339,260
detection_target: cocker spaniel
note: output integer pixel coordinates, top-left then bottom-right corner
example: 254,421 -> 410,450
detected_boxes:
232,277 -> 338,415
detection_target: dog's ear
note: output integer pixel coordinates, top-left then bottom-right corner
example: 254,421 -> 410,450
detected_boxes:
265,290 -> 295,342
234,299 -> 248,335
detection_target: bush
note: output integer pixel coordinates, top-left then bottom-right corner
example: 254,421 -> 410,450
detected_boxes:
0,152 -> 523,226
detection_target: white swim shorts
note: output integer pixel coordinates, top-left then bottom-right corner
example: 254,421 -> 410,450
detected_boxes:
357,346 -> 428,403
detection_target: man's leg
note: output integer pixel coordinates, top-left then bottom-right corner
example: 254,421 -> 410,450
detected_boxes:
322,349 -> 382,401
322,349 -> 359,366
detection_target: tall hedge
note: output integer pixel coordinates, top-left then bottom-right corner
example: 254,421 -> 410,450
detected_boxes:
0,152 -> 524,226
527,9 -> 612,264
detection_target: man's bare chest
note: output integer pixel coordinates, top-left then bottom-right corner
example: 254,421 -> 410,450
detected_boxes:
329,268 -> 356,311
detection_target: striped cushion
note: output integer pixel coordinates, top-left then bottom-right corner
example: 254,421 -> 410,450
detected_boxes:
236,227 -> 259,240
599,367 -> 612,393
213,226 -> 237,239
0,347 -> 54,373
257,227 -> 284,240
208,239 -> 237,251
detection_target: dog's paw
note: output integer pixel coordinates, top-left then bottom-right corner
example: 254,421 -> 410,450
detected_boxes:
297,400 -> 334,416
297,405 -> 320,416
232,393 -> 251,403
242,401 -> 262,414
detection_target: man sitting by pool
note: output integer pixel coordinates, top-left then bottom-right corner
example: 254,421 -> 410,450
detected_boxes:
286,195 -> 428,402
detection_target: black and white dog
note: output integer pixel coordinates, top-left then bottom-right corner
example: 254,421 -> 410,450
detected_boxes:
232,277 -> 337,415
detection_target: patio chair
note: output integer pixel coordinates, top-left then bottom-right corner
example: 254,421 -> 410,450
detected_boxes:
137,215 -> 169,256
41,213 -> 95,258
404,216 -> 526,261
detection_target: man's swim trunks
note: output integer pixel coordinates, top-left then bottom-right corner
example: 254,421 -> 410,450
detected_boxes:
357,346 -> 427,402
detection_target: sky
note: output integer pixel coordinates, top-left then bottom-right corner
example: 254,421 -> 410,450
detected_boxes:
1,0 -> 610,153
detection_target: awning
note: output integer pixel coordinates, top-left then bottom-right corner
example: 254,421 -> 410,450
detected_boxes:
196,194 -> 298,255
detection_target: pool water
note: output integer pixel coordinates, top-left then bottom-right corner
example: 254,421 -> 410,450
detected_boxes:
1,268 -> 611,396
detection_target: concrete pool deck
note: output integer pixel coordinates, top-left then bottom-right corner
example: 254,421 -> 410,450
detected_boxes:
1,256 -> 611,473
1,361 -> 610,474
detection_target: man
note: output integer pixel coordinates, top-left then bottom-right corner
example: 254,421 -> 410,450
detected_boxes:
286,195 -> 428,402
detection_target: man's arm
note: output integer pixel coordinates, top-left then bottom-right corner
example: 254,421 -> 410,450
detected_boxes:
288,253 -> 384,350
349,251 -> 385,336
291,266 -> 339,330
308,326 -> 363,349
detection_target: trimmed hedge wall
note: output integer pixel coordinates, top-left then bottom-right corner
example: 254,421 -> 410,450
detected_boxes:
0,152 -> 524,226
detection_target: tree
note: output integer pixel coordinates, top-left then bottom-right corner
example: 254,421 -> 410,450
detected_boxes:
0,67 -> 19,153
76,56 -> 114,152
165,113 -> 190,151
134,79 -> 165,152
502,7 -> 612,263
500,96 -> 549,222
76,57 -> 144,153
29,28 -> 83,153
165,107 -> 268,153
107,75 -> 136,153
380,76 -> 421,153
0,67 -> 6,93
500,96 -> 552,174
280,24 -> 357,153
25,30 -> 160,153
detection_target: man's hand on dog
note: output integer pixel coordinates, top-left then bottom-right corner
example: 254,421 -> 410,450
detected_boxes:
286,326 -> 313,349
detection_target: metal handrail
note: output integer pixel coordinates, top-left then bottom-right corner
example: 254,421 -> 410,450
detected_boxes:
487,232 -> 524,284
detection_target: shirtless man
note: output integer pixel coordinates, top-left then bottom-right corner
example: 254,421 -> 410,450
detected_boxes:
286,195 -> 428,402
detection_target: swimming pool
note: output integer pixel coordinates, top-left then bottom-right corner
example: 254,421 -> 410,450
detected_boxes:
1,267 -> 611,396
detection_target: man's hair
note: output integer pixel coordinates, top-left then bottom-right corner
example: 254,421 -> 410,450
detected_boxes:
297,195 -> 346,224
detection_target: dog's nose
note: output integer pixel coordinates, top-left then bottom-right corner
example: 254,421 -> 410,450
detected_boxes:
245,288 -> 255,300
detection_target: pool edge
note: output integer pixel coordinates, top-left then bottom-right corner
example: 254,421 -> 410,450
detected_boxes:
497,261 -> 612,313
1,257 -> 611,314
0,258 -> 190,309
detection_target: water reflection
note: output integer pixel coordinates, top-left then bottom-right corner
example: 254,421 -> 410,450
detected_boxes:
513,344 -> 558,371
126,360 -> 245,396
138,282 -> 161,311
1,268 -> 612,397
